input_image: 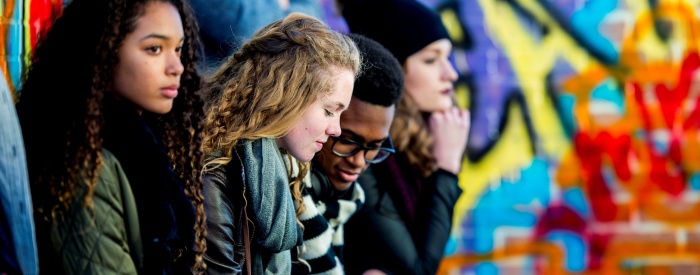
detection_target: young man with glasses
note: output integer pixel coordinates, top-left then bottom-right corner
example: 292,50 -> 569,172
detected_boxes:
292,34 -> 403,274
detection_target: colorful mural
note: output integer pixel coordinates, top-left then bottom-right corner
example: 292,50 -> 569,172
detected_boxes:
322,0 -> 700,273
6,0 -> 700,273
0,0 -> 64,100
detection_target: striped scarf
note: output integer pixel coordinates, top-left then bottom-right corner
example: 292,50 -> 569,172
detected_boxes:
295,169 -> 365,274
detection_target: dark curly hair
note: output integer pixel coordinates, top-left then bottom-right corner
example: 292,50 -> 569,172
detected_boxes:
16,0 -> 207,272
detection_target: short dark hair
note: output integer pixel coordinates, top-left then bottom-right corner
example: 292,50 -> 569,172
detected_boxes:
349,34 -> 404,107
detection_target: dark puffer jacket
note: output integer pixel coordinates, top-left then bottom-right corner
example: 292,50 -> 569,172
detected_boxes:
101,100 -> 196,274
343,153 -> 462,275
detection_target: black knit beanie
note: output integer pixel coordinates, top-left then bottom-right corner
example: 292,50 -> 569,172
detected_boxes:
340,0 -> 450,63
348,33 -> 404,107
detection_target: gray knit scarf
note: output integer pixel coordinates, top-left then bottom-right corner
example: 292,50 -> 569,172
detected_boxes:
240,138 -> 303,274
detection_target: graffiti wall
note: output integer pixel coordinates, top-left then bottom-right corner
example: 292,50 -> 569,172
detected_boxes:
0,0 -> 64,100
6,0 -> 700,273
322,0 -> 700,274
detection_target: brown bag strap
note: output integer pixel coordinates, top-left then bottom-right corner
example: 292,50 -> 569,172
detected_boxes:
235,147 -> 253,275
243,206 -> 252,275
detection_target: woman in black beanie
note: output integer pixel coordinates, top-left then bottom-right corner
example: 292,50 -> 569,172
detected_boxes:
339,0 -> 470,274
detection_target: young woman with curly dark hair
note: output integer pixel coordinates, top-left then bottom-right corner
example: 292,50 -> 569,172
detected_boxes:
16,0 -> 207,273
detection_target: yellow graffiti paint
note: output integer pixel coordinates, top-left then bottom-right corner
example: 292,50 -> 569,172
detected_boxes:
440,8 -> 464,45
455,103 -> 538,224
454,0 -> 582,217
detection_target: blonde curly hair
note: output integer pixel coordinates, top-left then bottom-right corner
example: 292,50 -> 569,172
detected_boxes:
202,12 -> 361,217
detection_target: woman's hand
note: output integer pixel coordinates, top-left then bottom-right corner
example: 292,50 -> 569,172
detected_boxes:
429,107 -> 470,175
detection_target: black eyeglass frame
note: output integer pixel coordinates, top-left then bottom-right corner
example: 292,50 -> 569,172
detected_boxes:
329,135 -> 396,164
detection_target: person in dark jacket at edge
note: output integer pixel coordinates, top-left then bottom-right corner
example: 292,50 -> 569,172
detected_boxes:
292,34 -> 404,274
339,0 -> 471,274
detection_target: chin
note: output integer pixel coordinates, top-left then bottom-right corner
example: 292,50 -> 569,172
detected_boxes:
332,181 -> 353,191
146,105 -> 174,115
155,109 -> 173,115
434,102 -> 453,112
294,152 -> 314,162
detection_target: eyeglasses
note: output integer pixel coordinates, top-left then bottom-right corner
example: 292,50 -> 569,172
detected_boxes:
329,135 -> 395,164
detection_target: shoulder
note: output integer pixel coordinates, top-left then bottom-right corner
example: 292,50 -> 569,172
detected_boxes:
100,149 -> 121,171
50,149 -> 141,274
203,147 -> 248,194
90,149 -> 131,199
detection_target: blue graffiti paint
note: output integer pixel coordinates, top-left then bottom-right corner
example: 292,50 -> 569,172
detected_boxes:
474,261 -> 499,275
591,79 -> 625,114
570,0 -> 619,64
546,230 -> 587,271
8,1 -> 24,92
558,94 -> 577,135
689,173 -> 700,190
562,187 -> 591,219
445,235 -> 459,256
468,158 -> 552,253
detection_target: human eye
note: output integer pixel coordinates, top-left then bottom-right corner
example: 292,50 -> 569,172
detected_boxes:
338,138 -> 355,145
175,45 -> 183,56
365,148 -> 380,159
145,45 -> 162,55
325,109 -> 334,117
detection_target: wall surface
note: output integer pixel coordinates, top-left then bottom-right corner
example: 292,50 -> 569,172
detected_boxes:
5,0 -> 700,273
0,0 -> 64,100
322,0 -> 700,274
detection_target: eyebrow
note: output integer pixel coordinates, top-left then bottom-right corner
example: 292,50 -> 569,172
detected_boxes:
426,45 -> 452,56
140,33 -> 185,42
333,101 -> 346,110
342,129 -> 388,144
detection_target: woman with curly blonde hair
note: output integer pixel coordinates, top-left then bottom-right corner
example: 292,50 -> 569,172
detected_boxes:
201,13 -> 361,274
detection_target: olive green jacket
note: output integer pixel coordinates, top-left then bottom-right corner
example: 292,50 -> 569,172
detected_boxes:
47,149 -> 143,274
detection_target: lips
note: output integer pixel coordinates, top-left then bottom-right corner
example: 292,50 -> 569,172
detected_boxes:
315,138 -> 328,150
441,89 -> 454,95
338,169 -> 359,182
336,165 -> 362,183
161,84 -> 179,99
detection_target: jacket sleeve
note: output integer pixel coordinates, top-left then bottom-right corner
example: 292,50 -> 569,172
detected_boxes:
202,169 -> 244,275
50,150 -> 141,274
413,169 -> 462,274
344,168 -> 461,275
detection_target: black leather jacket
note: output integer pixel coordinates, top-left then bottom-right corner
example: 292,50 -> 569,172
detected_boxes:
202,148 -> 248,275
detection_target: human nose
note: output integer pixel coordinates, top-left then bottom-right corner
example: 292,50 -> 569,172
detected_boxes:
442,58 -> 458,82
346,149 -> 367,168
326,118 -> 341,137
167,51 -> 184,77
